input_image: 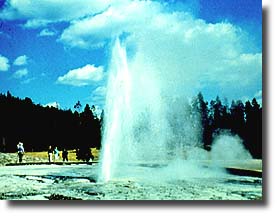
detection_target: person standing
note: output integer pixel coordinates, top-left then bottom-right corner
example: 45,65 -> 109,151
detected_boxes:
53,147 -> 59,162
62,149 -> 68,162
48,145 -> 53,163
17,142 -> 24,163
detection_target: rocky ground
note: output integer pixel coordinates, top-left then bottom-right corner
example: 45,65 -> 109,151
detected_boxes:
0,161 -> 262,200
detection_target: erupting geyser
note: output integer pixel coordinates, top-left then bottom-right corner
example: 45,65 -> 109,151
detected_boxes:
98,38 -> 202,182
99,38 -> 133,182
98,38 -> 253,183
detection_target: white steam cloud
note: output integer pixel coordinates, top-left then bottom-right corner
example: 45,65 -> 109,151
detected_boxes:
211,133 -> 252,161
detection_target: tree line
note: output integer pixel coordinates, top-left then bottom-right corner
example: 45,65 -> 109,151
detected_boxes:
192,92 -> 262,159
0,91 -> 262,159
0,91 -> 102,157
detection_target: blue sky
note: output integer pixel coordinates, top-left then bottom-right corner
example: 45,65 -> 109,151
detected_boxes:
0,0 -> 262,110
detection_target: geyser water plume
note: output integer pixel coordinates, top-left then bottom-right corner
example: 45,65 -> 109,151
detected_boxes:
99,38 -> 132,182
98,38 -> 254,183
99,38 -> 202,182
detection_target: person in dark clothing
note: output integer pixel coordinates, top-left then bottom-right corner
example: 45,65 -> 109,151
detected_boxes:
62,149 -> 68,162
17,142 -> 24,163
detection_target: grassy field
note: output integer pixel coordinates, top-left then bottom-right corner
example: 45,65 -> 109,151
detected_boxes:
24,148 -> 100,162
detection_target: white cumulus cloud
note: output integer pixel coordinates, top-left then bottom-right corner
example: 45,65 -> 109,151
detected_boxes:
57,64 -> 104,86
44,102 -> 60,109
13,55 -> 28,66
0,55 -> 10,71
58,0 -> 261,99
59,0 -> 162,48
94,86 -> 107,96
0,0 -> 114,28
91,86 -> 107,107
38,28 -> 57,37
13,68 -> 28,79
0,0 -> 261,100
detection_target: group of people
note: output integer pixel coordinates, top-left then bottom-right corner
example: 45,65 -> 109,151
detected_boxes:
16,141 -> 69,163
48,146 -> 68,163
